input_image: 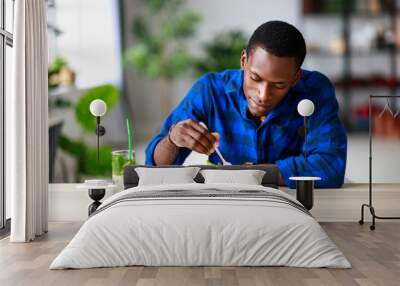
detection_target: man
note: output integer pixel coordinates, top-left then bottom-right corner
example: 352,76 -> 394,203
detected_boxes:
145,21 -> 347,188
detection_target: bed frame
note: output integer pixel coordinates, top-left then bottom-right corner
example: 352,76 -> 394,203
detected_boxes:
123,164 -> 280,190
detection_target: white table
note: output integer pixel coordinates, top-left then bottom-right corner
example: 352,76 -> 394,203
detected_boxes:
49,183 -> 400,222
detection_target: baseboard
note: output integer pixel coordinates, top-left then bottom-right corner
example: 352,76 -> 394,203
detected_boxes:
49,184 -> 400,222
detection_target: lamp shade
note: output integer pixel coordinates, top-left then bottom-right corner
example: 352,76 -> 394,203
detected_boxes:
297,99 -> 314,117
89,99 -> 107,117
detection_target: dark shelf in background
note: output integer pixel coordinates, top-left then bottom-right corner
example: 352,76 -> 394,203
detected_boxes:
333,78 -> 400,89
302,0 -> 399,133
304,11 -> 399,18
303,0 -> 397,15
308,50 -> 400,57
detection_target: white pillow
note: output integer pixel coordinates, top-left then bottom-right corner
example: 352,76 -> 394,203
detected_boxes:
200,169 -> 266,185
135,167 -> 201,186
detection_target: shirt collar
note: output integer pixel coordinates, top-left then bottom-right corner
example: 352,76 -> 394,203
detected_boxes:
291,69 -> 306,93
223,70 -> 249,120
224,69 -> 244,94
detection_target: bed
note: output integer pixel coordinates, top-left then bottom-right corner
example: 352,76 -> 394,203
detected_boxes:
50,165 -> 350,269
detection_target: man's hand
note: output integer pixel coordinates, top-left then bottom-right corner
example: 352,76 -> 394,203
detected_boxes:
169,119 -> 219,155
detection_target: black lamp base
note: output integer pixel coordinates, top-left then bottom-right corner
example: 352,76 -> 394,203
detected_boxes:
295,180 -> 314,210
88,188 -> 106,216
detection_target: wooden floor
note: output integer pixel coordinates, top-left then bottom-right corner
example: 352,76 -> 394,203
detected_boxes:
0,222 -> 399,286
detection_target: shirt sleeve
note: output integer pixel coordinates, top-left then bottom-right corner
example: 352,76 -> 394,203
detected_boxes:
275,75 -> 347,189
145,74 -> 213,165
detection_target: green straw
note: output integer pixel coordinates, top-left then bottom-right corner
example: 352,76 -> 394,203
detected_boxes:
126,119 -> 133,161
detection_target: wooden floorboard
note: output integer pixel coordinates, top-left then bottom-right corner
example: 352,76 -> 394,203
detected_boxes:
0,222 -> 399,286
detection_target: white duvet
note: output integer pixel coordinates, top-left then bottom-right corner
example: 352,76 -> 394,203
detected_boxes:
50,183 -> 351,269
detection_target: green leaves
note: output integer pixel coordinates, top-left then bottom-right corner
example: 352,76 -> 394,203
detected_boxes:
125,1 -> 248,86
125,0 -> 201,81
59,134 -> 113,176
164,49 -> 192,79
58,134 -> 86,157
125,0 -> 248,81
131,16 -> 149,42
145,0 -> 184,12
48,56 -> 69,89
124,45 -> 162,78
163,11 -> 202,39
124,46 -> 193,80
194,30 -> 248,76
82,146 -> 113,176
75,84 -> 120,133
48,56 -> 67,74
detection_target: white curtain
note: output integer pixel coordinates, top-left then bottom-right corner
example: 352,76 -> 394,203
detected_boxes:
7,0 -> 48,242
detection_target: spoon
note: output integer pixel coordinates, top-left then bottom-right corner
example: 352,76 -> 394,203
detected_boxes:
199,122 -> 232,165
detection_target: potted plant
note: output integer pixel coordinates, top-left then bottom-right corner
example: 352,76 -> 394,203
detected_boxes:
124,0 -> 201,119
194,30 -> 248,76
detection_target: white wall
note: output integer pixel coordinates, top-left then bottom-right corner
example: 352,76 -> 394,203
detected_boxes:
346,135 -> 400,183
186,0 -> 301,54
55,0 -> 121,88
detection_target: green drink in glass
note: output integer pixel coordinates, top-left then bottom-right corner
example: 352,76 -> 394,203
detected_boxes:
112,150 -> 136,191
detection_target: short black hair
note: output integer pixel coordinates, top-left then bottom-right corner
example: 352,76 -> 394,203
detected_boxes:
246,21 -> 306,68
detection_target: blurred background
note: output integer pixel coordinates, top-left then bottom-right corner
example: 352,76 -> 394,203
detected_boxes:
46,0 -> 400,184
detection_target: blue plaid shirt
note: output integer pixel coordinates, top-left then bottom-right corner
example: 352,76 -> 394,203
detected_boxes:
145,69 -> 347,188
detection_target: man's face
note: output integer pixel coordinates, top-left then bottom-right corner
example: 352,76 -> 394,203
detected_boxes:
240,47 -> 301,117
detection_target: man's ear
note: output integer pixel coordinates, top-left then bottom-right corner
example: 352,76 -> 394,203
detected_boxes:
240,49 -> 247,70
292,68 -> 302,86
